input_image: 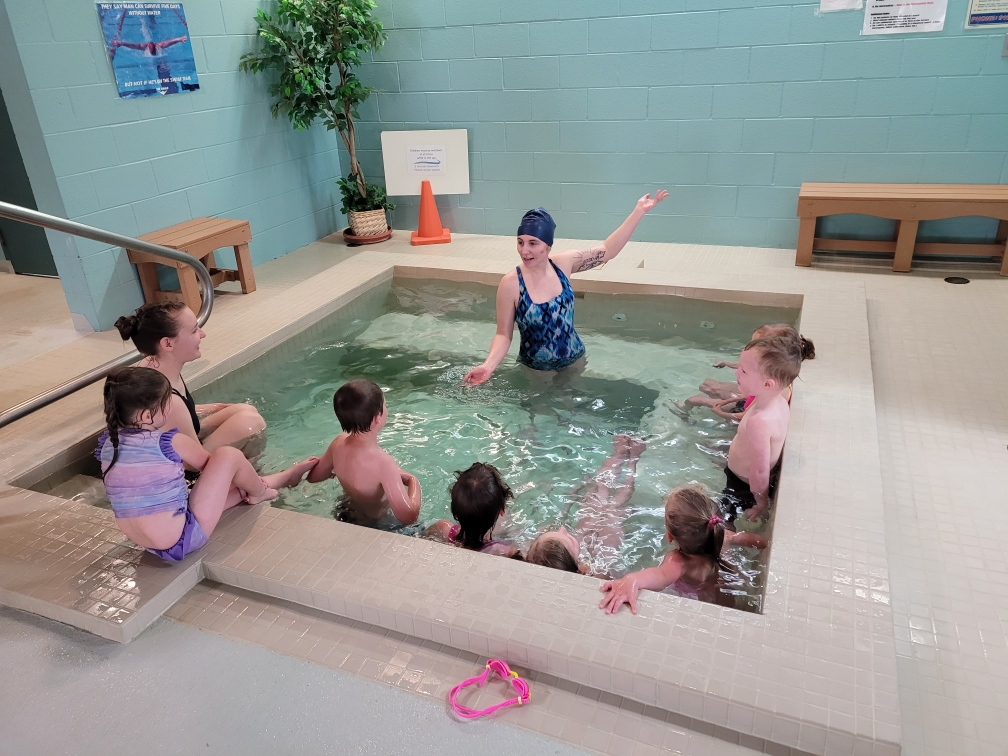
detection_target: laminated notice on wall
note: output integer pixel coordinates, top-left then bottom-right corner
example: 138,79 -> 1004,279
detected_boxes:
820,0 -> 863,13
966,0 -> 1008,27
96,3 -> 199,98
862,0 -> 947,33
408,146 -> 446,175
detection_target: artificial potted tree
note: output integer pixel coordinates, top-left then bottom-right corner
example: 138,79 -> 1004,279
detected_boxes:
240,0 -> 394,241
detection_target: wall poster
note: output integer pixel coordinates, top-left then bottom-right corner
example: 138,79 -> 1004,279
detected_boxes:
96,3 -> 200,98
965,0 -> 1008,26
862,0 -> 948,33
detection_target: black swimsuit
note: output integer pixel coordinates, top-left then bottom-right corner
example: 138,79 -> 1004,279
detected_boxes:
172,378 -> 200,435
173,378 -> 201,486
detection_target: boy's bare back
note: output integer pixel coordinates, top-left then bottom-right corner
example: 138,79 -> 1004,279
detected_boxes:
309,433 -> 420,524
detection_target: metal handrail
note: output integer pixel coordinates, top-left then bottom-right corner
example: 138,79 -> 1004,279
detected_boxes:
0,201 -> 214,429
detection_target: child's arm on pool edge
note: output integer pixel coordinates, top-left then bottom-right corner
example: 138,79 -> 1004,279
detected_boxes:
599,553 -> 684,615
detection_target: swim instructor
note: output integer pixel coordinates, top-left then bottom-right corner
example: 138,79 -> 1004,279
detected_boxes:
464,190 -> 668,386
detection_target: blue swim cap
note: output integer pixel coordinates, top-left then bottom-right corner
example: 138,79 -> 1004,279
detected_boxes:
517,207 -> 556,247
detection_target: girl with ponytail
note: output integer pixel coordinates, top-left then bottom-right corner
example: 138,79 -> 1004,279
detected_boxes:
97,367 -> 317,562
114,302 -> 267,457
599,485 -> 766,615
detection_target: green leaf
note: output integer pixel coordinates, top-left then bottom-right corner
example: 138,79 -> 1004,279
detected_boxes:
239,0 -> 387,195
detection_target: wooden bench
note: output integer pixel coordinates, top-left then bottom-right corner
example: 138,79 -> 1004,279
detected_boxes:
795,183 -> 1008,275
126,217 -> 256,314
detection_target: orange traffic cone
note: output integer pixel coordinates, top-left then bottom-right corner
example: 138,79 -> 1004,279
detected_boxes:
411,179 -> 451,245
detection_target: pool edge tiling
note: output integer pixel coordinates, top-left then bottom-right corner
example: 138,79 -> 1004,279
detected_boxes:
0,239 -> 899,756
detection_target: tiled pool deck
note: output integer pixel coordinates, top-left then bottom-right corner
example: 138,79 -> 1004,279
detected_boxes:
1,231 -> 1005,756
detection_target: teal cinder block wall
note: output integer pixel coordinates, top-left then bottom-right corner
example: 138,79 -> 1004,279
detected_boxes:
0,0 -> 345,331
350,0 -> 1008,248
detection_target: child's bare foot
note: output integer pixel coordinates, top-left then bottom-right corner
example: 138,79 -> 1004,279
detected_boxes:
668,400 -> 691,421
245,480 -> 279,505
613,433 -> 632,455
264,457 -> 320,489
627,437 -> 646,457
726,530 -> 767,549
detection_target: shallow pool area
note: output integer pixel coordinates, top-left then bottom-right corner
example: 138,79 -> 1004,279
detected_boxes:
0,242 -> 903,756
196,279 -> 799,611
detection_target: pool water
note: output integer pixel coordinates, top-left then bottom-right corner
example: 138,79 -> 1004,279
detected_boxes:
197,279 -> 799,613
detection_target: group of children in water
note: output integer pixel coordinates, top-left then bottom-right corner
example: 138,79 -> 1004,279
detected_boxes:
98,299 -> 813,613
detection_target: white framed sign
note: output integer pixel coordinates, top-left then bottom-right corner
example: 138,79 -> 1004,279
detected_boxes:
380,129 -> 470,196
965,0 -> 1008,26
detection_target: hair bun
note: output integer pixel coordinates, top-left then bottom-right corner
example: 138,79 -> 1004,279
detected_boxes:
113,314 -> 139,341
799,335 -> 816,361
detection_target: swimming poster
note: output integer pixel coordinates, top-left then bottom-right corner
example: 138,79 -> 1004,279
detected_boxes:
96,3 -> 200,98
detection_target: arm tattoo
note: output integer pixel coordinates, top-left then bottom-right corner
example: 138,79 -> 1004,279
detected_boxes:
573,246 -> 606,273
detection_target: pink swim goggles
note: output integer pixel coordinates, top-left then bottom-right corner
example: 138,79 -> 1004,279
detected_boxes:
449,659 -> 531,718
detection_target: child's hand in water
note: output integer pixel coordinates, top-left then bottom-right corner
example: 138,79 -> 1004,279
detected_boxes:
599,575 -> 642,615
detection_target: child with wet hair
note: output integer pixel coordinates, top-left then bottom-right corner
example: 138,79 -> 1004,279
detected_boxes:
425,463 -> 520,558
525,434 -> 644,577
599,485 -> 765,615
676,324 -> 814,420
97,367 -> 316,562
307,379 -> 421,526
721,333 -> 804,522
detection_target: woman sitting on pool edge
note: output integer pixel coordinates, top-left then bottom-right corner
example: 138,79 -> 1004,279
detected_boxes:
115,301 -> 267,458
463,191 -> 668,386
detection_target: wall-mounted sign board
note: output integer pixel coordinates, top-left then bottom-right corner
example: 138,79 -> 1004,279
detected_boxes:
96,2 -> 200,98
966,0 -> 1008,26
380,130 -> 470,196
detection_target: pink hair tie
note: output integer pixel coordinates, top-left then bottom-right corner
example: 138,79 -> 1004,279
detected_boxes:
449,659 -> 530,718
708,514 -> 724,527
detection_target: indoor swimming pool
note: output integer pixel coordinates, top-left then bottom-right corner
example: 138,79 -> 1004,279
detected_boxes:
196,278 -> 799,612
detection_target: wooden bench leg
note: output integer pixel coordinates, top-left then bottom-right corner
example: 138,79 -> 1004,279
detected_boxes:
892,219 -> 918,273
133,260 -> 162,303
234,243 -> 256,294
177,265 -> 203,315
795,216 -> 816,267
997,221 -> 1008,277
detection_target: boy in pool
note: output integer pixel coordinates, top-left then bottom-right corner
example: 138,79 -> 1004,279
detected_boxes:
674,324 -> 814,420
722,334 -> 802,522
306,379 -> 421,526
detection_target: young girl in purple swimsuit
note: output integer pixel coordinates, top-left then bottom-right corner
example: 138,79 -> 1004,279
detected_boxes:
97,367 -> 317,562
425,463 -> 520,558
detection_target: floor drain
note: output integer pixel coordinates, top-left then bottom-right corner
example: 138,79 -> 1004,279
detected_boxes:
612,313 -> 626,321
700,321 -> 715,329
944,276 -> 970,284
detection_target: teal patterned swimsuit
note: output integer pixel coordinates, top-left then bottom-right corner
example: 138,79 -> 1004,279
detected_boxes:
514,261 -> 586,371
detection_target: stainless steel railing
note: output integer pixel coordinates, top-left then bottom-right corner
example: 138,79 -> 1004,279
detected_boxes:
0,201 -> 214,428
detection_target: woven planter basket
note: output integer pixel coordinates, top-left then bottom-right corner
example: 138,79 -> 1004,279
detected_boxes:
347,208 -> 388,237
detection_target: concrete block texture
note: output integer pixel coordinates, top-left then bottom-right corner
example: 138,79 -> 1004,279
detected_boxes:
6,0 -> 1006,325
358,0 -> 1005,249
5,0 -> 346,330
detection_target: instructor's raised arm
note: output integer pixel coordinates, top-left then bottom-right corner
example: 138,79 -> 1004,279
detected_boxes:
554,190 -> 669,275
